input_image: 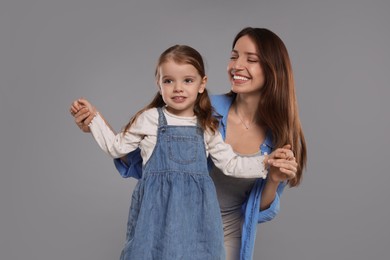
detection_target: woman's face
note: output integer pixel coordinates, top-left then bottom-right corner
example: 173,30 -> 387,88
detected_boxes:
227,35 -> 265,94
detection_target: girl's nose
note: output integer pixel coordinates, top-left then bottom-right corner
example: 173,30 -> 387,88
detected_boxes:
173,83 -> 183,92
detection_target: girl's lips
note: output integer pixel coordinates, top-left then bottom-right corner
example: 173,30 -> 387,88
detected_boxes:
172,96 -> 186,102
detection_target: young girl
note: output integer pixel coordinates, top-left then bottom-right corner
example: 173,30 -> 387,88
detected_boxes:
70,45 -> 294,260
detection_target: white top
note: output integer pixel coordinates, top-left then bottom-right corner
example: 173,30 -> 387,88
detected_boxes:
89,107 -> 267,179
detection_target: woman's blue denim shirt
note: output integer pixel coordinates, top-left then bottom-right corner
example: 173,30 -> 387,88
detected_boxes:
113,94 -> 286,260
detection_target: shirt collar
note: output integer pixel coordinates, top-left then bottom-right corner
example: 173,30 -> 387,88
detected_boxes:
215,94 -> 274,149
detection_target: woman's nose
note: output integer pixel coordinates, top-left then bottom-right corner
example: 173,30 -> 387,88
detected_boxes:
231,60 -> 244,72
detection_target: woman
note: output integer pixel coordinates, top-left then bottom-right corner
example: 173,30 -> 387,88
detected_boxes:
207,27 -> 306,259
73,27 -> 306,260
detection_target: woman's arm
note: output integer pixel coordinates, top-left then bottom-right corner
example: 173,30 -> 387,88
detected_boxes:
260,147 -> 297,210
113,148 -> 143,179
70,99 -> 144,179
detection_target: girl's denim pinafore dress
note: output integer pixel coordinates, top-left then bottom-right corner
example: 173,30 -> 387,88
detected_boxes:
120,107 -> 225,260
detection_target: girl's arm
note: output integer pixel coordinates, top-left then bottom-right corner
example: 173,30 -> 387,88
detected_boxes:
206,131 -> 292,179
71,98 -> 142,158
70,99 -> 94,133
75,98 -> 115,132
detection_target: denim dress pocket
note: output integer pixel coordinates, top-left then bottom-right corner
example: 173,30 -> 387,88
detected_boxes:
168,135 -> 198,164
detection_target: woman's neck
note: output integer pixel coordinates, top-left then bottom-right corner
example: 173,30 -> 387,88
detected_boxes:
233,93 -> 261,123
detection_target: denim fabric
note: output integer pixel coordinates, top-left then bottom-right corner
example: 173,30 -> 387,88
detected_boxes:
120,107 -> 225,260
210,94 -> 286,260
114,95 -> 286,260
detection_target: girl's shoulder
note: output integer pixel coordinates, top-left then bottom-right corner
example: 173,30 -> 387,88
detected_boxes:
133,108 -> 159,127
140,107 -> 158,117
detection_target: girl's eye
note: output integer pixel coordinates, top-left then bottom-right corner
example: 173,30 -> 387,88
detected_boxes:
163,79 -> 173,84
184,78 -> 194,83
230,56 -> 238,60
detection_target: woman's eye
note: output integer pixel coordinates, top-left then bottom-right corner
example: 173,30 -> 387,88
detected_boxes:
248,59 -> 258,63
230,56 -> 238,60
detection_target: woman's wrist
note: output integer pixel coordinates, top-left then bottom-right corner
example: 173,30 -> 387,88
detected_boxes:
267,176 -> 281,186
260,175 -> 280,211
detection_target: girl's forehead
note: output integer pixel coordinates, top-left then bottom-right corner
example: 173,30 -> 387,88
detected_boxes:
158,61 -> 199,75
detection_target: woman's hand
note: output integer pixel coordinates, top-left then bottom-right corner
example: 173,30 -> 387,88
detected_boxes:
267,144 -> 297,183
69,98 -> 97,133
260,144 -> 297,210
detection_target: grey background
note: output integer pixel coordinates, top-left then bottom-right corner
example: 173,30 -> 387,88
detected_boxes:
1,0 -> 389,259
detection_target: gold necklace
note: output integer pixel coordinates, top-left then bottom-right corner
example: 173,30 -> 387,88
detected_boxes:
234,106 -> 252,130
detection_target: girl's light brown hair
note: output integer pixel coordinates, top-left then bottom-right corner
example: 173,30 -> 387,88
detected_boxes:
123,45 -> 218,134
230,27 -> 307,187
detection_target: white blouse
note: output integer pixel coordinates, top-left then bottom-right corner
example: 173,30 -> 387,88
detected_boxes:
89,107 -> 267,179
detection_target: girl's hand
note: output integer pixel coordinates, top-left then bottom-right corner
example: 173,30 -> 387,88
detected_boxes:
267,145 -> 297,183
69,98 -> 97,133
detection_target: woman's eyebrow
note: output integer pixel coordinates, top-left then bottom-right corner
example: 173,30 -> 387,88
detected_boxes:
231,49 -> 259,57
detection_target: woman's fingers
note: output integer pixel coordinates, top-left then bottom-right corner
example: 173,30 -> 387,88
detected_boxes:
74,107 -> 90,124
277,167 -> 296,180
270,158 -> 298,168
268,160 -> 297,182
69,99 -> 93,133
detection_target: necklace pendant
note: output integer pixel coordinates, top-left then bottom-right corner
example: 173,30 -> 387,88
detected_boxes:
234,105 -> 252,130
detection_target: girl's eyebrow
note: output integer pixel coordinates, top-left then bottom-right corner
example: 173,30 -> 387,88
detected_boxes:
161,74 -> 197,79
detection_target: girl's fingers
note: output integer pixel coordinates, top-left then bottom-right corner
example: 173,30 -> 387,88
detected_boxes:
83,113 -> 95,125
70,99 -> 87,115
272,148 -> 295,160
70,105 -> 80,115
72,100 -> 83,109
77,98 -> 90,107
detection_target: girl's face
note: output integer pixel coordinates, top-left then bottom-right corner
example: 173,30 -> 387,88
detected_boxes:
227,35 -> 265,95
157,60 -> 206,117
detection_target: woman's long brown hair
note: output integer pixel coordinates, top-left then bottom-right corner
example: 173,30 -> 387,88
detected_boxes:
123,45 -> 219,134
230,27 -> 307,187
